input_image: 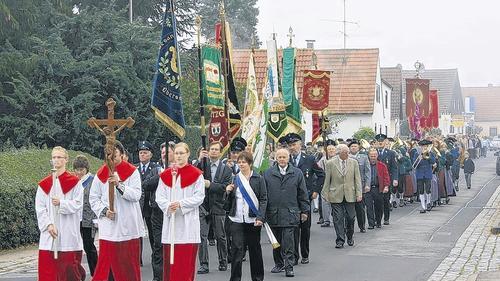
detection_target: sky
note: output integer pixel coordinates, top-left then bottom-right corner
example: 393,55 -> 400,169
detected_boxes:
256,0 -> 500,87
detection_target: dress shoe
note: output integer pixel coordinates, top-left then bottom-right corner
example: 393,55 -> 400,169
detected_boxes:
271,265 -> 284,273
301,258 -> 309,264
347,239 -> 354,246
317,218 -> 324,224
335,242 -> 344,249
420,210 -> 426,213
219,264 -> 227,271
427,204 -> 432,211
320,222 -> 331,227
209,240 -> 216,246
197,267 -> 209,274
367,225 -> 374,230
360,229 -> 366,233
285,268 -> 295,277
313,208 -> 319,213
376,224 -> 382,228
383,221 -> 390,225
399,201 -> 405,207
392,201 -> 397,208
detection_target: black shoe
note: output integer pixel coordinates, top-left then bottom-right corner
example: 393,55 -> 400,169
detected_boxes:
467,186 -> 471,189
321,222 -> 331,227
285,268 -> 295,277
399,201 -> 405,207
392,201 -> 398,208
271,265 -> 284,273
317,218 -> 324,224
367,225 -> 374,230
347,239 -> 354,246
420,210 -> 426,213
376,224 -> 381,228
313,208 -> 319,213
219,264 -> 227,271
383,221 -> 390,225
209,240 -> 216,246
197,267 -> 209,274
335,242 -> 344,248
301,258 -> 309,264
427,204 -> 432,211
360,229 -> 366,233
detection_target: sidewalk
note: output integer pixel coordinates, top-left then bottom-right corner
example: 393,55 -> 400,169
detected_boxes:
0,246 -> 38,277
427,184 -> 500,281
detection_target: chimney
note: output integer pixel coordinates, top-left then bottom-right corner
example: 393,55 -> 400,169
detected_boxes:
488,83 -> 493,87
306,40 -> 315,49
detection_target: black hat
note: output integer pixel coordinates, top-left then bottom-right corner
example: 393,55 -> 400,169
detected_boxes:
337,138 -> 344,143
230,137 -> 247,152
346,138 -> 353,143
348,139 -> 360,147
411,138 -> 420,142
325,139 -> 337,147
375,134 -> 387,142
418,140 -> 433,146
278,135 -> 289,146
445,137 -> 457,143
387,137 -> 395,142
138,141 -> 153,151
286,133 -> 302,144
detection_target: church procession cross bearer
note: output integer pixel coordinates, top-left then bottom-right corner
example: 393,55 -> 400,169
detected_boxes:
87,97 -> 135,212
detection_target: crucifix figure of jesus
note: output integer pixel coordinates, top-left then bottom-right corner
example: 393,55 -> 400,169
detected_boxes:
87,98 -> 135,211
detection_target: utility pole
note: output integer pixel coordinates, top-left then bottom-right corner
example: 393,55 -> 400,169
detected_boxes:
320,0 -> 358,50
129,0 -> 133,23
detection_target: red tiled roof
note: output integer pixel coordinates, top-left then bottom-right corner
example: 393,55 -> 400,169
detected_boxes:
232,48 -> 379,114
462,86 -> 500,122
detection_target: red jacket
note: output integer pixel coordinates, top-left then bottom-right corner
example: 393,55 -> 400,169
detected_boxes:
375,161 -> 391,192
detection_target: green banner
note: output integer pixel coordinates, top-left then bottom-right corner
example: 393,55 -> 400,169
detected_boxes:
202,46 -> 224,109
267,99 -> 288,142
282,48 -> 302,134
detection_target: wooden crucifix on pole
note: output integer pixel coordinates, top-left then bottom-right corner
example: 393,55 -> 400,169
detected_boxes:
87,98 -> 135,212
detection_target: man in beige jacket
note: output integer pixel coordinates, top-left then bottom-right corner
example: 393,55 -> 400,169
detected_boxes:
321,144 -> 362,248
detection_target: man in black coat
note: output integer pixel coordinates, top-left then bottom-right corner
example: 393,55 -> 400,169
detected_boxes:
197,141 -> 233,274
286,133 -> 325,265
374,134 -> 399,225
264,148 -> 310,277
135,141 -> 161,278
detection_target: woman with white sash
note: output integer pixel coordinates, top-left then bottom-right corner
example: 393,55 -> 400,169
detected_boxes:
224,151 -> 269,281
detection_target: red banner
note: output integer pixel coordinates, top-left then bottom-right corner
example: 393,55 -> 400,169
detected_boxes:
312,113 -> 321,143
406,78 -> 430,118
302,70 -> 331,111
428,90 -> 439,128
208,108 -> 229,152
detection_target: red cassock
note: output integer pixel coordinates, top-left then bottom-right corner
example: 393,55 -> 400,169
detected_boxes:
92,239 -> 141,281
159,165 -> 203,281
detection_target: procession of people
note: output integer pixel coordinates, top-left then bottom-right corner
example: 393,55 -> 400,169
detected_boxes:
35,129 -> 482,281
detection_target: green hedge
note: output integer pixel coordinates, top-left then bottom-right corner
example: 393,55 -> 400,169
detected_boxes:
0,149 -> 102,249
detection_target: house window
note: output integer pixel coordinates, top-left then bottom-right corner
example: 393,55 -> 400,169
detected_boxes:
450,125 -> 455,134
490,127 -> 497,137
376,84 -> 381,103
374,123 -> 377,133
385,91 -> 388,109
379,125 -> 382,134
385,126 -> 388,135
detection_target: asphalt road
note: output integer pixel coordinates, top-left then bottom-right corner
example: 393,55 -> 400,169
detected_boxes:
1,155 -> 498,281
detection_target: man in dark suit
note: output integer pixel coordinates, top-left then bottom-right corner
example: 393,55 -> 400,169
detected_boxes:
197,141 -> 233,274
374,134 -> 398,225
286,133 -> 325,265
264,148 -> 310,277
135,141 -> 161,276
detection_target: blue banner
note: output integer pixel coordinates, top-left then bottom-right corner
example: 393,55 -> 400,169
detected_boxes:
151,0 -> 185,138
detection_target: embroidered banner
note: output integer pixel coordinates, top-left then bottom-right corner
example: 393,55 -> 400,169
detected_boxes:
208,108 -> 229,153
282,47 -> 302,134
428,90 -> 439,128
302,70 -> 331,111
201,46 -> 224,109
151,0 -> 185,138
241,52 -> 261,147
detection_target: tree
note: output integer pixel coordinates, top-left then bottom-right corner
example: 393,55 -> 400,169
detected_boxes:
353,127 -> 375,141
197,0 -> 260,48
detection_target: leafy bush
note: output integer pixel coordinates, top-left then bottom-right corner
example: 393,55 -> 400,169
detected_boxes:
0,148 -> 102,249
353,127 -> 376,141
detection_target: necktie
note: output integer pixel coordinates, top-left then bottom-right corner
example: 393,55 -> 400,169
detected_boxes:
294,155 -> 299,166
342,160 -> 346,175
141,165 -> 146,174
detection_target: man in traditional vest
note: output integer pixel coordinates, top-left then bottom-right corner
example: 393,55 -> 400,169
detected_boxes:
90,141 -> 145,281
36,146 -> 86,281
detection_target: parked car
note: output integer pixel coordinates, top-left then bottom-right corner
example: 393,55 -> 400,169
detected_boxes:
490,137 -> 500,151
495,151 -> 500,176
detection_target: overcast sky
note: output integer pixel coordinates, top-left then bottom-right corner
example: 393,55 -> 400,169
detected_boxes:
256,0 -> 500,87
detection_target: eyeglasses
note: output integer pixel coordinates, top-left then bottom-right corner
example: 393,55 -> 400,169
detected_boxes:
174,151 -> 187,155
